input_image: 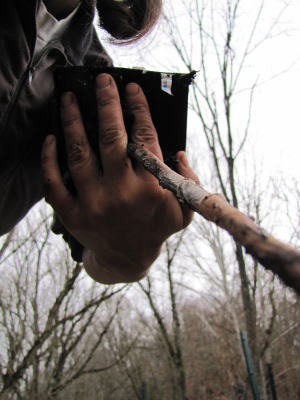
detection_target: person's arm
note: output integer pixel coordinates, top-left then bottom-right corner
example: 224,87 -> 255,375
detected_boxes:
41,73 -> 198,284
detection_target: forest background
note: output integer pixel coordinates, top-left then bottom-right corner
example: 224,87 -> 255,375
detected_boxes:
0,0 -> 300,399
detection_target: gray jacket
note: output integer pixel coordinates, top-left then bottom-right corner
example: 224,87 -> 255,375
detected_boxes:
0,0 -> 112,247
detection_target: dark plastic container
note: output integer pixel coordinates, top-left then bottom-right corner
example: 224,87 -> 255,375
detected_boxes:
53,66 -> 195,192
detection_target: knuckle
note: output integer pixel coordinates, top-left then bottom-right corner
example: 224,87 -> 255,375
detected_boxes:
116,190 -> 132,208
131,102 -> 149,114
100,125 -> 125,147
103,191 -> 132,216
96,92 -> 117,108
66,140 -> 89,166
133,124 -> 157,144
62,115 -> 81,130
41,153 -> 52,168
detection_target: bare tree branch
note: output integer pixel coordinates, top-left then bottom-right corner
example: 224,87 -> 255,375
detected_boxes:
128,143 -> 300,295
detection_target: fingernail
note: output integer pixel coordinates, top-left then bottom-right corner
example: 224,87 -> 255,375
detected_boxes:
61,92 -> 74,107
96,74 -> 112,89
43,135 -> 55,146
125,83 -> 140,97
179,152 -> 189,167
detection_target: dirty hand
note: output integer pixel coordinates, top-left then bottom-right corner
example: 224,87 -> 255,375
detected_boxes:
41,73 -> 198,284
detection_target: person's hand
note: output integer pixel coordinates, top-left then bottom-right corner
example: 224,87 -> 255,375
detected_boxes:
41,73 -> 199,284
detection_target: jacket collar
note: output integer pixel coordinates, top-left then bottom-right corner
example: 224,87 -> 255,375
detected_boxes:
61,0 -> 96,65
16,0 -> 98,65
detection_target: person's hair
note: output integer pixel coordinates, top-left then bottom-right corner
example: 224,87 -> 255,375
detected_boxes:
95,0 -> 163,44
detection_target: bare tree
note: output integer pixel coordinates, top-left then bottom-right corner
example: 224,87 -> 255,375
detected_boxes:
156,1 -> 299,393
138,233 -> 188,400
0,205 -> 125,400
